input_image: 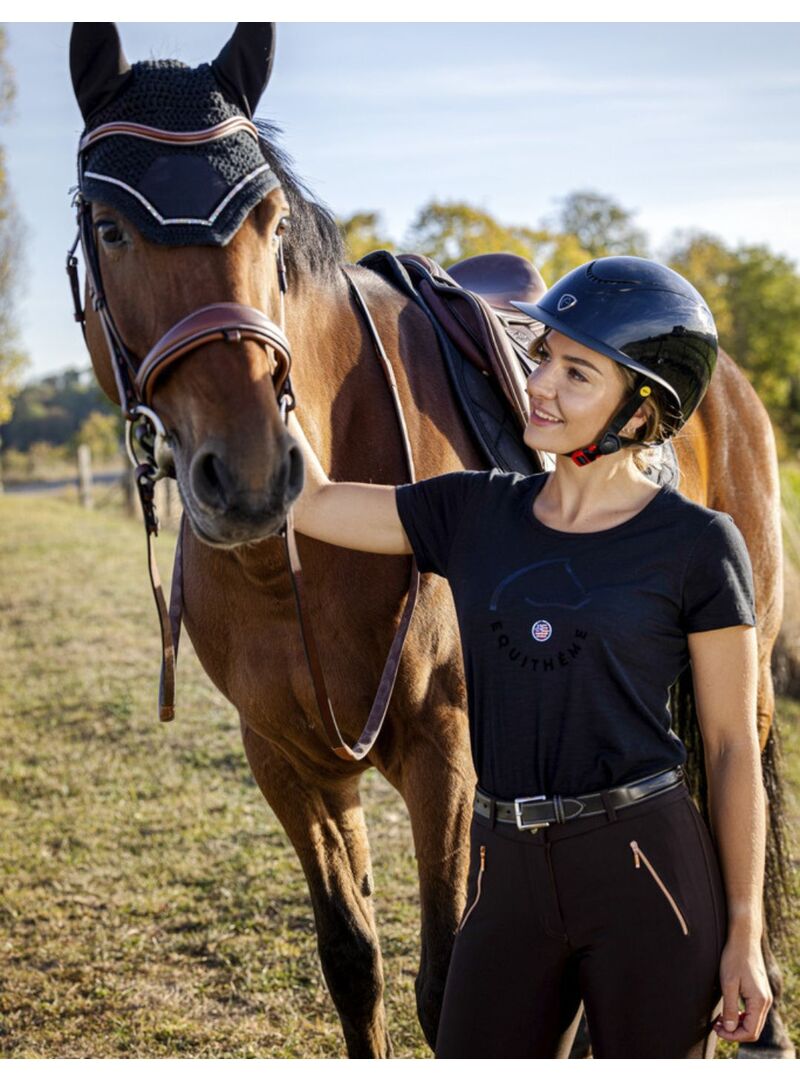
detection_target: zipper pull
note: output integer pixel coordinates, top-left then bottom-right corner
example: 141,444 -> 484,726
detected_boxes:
630,840 -> 641,868
479,845 -> 486,870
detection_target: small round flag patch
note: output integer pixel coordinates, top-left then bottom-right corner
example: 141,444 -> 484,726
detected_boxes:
531,619 -> 553,642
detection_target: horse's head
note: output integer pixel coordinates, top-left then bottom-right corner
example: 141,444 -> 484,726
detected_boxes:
70,23 -> 305,546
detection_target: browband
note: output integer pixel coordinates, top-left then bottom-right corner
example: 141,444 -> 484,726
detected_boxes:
79,116 -> 260,153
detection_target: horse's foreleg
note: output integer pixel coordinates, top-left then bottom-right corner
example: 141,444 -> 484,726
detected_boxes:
241,722 -> 390,1058
387,711 -> 475,1051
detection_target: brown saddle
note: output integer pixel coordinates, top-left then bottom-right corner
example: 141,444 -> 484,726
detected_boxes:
448,252 -> 547,359
448,252 -> 547,313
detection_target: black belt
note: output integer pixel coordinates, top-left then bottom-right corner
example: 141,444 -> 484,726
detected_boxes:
474,767 -> 684,831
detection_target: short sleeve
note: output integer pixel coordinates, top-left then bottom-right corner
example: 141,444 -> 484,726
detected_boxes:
682,514 -> 756,633
395,470 -> 487,576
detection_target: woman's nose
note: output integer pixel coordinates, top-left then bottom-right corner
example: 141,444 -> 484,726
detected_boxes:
527,365 -> 556,397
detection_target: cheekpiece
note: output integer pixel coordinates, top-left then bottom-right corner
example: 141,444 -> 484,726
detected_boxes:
78,59 -> 280,246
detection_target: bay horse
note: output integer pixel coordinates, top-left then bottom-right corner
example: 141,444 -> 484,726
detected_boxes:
68,23 -> 792,1058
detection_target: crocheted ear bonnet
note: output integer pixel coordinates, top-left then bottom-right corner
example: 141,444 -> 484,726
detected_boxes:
72,24 -> 280,246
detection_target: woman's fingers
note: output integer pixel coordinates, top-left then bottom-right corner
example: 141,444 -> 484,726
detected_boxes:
718,979 -> 742,1035
712,989 -> 773,1043
713,1008 -> 746,1042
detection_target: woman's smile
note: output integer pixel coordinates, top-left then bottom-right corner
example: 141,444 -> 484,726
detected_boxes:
528,403 -> 564,427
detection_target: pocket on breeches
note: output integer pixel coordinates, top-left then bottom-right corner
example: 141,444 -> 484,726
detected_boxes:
630,839 -> 690,936
457,844 -> 486,933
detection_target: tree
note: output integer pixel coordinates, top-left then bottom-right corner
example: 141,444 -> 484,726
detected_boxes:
664,230 -> 735,344
72,410 -> 123,461
554,190 -> 649,259
403,200 -> 591,287
339,211 -> 395,263
0,27 -> 26,428
726,245 -> 800,430
667,232 -> 800,453
406,201 -> 531,265
2,368 -> 114,451
509,226 -> 590,286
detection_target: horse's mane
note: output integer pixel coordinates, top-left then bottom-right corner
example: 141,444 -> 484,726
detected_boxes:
255,118 -> 345,282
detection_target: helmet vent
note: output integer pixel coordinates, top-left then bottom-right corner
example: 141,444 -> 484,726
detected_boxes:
586,262 -> 638,286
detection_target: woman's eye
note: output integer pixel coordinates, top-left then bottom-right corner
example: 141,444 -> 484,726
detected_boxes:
568,367 -> 588,382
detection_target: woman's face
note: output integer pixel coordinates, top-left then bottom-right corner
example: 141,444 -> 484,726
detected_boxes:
523,330 -> 635,457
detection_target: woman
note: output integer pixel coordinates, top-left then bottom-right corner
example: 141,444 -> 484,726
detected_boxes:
286,256 -> 771,1058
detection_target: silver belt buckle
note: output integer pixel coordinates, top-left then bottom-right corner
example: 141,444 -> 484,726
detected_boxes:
514,794 -> 549,831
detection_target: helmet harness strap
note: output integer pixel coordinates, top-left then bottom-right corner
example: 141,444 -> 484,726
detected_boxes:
569,381 -> 653,467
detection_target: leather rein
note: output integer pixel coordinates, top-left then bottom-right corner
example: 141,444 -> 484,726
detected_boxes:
67,117 -> 418,763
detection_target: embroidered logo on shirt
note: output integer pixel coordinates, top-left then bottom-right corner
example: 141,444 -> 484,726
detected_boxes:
488,558 -> 591,673
489,558 -> 590,612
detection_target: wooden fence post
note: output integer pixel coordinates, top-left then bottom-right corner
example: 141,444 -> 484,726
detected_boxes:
77,443 -> 93,509
123,461 -> 137,518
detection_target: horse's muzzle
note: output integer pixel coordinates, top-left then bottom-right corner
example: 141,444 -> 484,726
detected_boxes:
183,435 -> 304,545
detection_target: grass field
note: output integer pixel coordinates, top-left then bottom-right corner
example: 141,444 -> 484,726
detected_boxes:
1,492 -> 797,1058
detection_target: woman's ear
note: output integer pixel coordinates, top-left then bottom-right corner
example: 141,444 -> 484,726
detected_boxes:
621,400 -> 652,440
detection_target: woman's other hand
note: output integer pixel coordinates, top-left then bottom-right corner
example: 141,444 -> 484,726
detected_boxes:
713,937 -> 772,1043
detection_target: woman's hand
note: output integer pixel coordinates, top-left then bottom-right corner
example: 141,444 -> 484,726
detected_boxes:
712,936 -> 772,1043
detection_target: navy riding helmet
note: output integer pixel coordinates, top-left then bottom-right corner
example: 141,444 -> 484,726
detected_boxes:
512,256 -> 718,465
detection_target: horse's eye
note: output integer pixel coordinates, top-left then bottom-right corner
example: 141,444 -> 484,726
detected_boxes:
277,216 -> 290,235
96,221 -> 126,247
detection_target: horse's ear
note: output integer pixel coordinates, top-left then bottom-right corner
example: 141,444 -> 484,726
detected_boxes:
211,23 -> 276,117
70,23 -> 132,123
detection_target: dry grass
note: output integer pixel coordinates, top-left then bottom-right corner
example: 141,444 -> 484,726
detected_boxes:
0,492 -> 797,1058
0,493 -> 424,1058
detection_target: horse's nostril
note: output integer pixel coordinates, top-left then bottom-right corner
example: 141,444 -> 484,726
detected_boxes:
286,444 -> 305,503
191,450 -> 231,511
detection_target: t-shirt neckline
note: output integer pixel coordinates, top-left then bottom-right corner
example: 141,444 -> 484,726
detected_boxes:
522,472 -> 670,538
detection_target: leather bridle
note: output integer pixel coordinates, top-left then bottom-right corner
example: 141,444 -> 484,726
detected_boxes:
67,116 -> 418,762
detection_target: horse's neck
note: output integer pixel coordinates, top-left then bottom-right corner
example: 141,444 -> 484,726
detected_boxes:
284,267 -> 419,470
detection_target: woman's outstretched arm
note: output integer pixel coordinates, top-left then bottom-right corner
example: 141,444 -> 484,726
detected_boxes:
286,411 -> 412,556
688,624 -> 772,1044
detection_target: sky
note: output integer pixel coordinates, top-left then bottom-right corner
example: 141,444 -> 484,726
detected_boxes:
5,19 -> 800,381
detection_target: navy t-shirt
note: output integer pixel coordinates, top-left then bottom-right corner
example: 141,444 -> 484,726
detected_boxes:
395,469 -> 756,799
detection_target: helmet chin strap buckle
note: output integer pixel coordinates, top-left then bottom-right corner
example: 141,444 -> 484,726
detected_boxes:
569,443 -> 600,467
569,383 -> 651,467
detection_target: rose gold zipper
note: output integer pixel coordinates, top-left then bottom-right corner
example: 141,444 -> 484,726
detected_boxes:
457,845 -> 486,932
630,840 -> 689,936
